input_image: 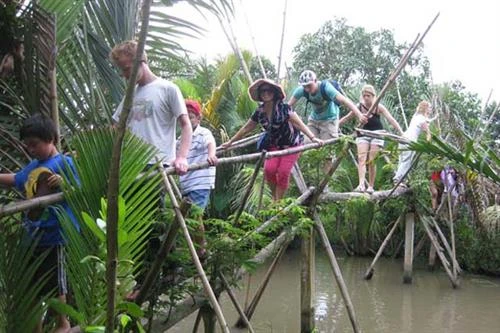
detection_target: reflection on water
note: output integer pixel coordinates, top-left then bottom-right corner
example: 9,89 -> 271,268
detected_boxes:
168,249 -> 500,332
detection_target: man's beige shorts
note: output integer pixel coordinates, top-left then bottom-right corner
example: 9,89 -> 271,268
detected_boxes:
305,119 -> 339,142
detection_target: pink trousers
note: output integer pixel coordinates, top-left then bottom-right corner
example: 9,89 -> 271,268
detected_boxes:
264,148 -> 301,190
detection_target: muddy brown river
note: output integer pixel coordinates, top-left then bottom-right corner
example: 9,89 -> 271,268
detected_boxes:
169,249 -> 500,332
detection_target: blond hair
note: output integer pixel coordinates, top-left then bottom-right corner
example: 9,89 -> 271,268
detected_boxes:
361,84 -> 376,97
109,40 -> 147,64
416,100 -> 431,115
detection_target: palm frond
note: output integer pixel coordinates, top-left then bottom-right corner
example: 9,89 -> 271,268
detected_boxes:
0,220 -> 50,332
410,135 -> 499,185
60,128 -> 162,325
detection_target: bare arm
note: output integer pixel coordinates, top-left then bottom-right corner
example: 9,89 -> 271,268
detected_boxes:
422,122 -> 431,141
0,173 -> 15,188
288,113 -> 323,145
222,119 -> 258,148
207,140 -> 218,166
335,94 -> 367,123
379,104 -> 403,135
173,114 -> 192,175
288,96 -> 298,107
339,111 -> 355,126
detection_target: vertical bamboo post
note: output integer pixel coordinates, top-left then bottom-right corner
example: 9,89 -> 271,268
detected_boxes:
276,0 -> 288,80
300,226 -> 315,333
314,215 -> 360,333
403,212 -> 415,284
105,2 -> 152,331
163,171 -> 230,332
364,213 -> 404,280
48,14 -> 60,150
428,243 -> 437,271
220,273 -> 256,333
446,190 -> 458,279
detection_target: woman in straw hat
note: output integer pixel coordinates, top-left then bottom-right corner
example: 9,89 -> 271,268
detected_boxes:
340,84 -> 403,193
222,79 -> 323,201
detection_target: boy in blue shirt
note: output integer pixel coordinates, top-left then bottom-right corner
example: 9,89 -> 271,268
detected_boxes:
0,114 -> 79,333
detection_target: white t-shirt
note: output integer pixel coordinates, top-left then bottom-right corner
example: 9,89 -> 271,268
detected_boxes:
113,78 -> 187,163
404,113 -> 428,142
178,125 -> 216,194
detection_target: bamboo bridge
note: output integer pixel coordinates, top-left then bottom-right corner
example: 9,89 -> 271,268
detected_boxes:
0,130 -> 462,333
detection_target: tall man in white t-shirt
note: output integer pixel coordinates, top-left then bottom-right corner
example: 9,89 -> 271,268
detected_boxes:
393,100 -> 432,186
110,40 -> 192,174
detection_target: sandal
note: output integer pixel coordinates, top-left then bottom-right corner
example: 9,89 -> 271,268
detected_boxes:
366,186 -> 374,194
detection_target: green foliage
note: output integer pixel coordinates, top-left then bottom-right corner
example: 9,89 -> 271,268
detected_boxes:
455,219 -> 500,276
57,128 -> 162,327
0,220 -> 50,333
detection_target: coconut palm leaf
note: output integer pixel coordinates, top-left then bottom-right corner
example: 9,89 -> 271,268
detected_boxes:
59,128 -> 163,325
409,135 -> 499,185
0,220 -> 50,333
230,166 -> 271,214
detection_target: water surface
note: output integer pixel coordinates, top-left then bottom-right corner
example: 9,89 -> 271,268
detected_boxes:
169,249 -> 500,332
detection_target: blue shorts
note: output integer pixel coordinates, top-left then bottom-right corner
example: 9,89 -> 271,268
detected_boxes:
184,189 -> 211,209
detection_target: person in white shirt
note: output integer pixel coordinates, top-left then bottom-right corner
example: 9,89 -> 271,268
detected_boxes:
393,100 -> 432,186
110,40 -> 192,174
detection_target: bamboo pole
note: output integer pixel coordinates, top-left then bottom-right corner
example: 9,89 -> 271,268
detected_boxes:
429,217 -> 462,274
428,243 -> 437,270
412,235 -> 427,260
219,273 -> 256,333
105,2 -> 152,330
219,17 -> 253,83
276,0 -> 288,80
421,216 -> 459,288
300,226 -> 314,333
319,186 -> 412,203
0,138 -> 343,219
363,12 -> 440,119
364,213 -> 405,280
235,238 -> 291,328
168,174 -> 182,201
134,196 -> 191,305
395,79 -> 408,129
233,151 -> 266,225
314,215 -> 360,333
446,190 -> 458,279
216,133 -> 261,154
163,167 -> 231,332
48,14 -> 60,150
238,0 -> 266,79
403,212 -> 415,284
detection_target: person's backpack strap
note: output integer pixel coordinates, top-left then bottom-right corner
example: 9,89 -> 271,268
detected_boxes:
320,80 -> 343,106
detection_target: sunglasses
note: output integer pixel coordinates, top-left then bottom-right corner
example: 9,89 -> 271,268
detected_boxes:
259,87 -> 275,94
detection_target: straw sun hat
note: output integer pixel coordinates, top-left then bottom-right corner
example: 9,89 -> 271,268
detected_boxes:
248,79 -> 286,102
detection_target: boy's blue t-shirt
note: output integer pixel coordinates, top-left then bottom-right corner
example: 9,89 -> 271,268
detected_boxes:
14,154 -> 79,247
292,80 -> 340,121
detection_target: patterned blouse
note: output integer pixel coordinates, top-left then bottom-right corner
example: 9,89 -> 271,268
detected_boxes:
251,102 -> 303,149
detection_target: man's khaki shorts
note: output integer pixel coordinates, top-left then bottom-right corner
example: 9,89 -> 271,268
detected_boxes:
305,119 -> 339,142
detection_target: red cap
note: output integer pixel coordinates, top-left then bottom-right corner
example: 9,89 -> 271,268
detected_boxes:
185,99 -> 202,116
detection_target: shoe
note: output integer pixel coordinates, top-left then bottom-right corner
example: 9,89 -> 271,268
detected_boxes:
353,185 -> 365,192
366,186 -> 374,194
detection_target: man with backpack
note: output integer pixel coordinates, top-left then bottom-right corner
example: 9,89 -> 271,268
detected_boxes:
288,70 -> 367,141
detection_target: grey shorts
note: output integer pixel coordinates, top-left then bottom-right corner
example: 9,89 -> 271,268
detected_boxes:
356,136 -> 384,147
305,119 -> 339,141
